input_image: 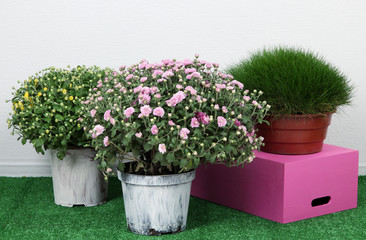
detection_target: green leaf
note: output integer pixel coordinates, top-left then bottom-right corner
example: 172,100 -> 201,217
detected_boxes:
21,138 -> 26,145
111,128 -> 117,137
117,162 -> 125,172
56,151 -> 65,160
167,152 -> 175,163
55,114 -> 64,121
143,143 -> 153,152
179,158 -> 188,168
122,137 -> 129,146
186,159 -> 193,170
61,139 -> 67,146
153,152 -> 163,162
132,147 -> 140,157
100,161 -> 107,168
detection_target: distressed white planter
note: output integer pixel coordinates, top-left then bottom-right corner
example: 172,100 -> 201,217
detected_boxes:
118,170 -> 196,235
51,148 -> 108,207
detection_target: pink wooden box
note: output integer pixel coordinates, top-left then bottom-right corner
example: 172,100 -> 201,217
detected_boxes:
191,144 -> 359,223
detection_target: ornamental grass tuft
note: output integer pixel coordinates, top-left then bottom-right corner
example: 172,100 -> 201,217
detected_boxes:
227,47 -> 354,116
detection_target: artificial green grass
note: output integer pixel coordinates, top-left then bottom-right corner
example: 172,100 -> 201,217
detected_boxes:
1,176 -> 365,240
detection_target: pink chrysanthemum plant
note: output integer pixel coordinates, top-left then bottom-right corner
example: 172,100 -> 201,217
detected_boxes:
82,55 -> 270,175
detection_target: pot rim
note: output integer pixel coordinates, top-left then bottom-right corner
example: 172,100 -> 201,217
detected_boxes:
267,111 -> 335,119
117,169 -> 196,186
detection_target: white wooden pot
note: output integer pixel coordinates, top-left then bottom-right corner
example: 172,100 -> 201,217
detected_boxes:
118,170 -> 196,235
51,148 -> 108,207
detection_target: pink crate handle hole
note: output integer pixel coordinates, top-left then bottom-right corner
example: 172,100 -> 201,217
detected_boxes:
311,196 -> 331,207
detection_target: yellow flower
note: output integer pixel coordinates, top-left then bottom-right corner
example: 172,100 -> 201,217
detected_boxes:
20,107 -> 25,110
35,78 -> 38,86
24,91 -> 29,100
11,105 -> 14,110
62,89 -> 67,94
69,96 -> 74,101
38,92 -> 42,97
69,84 -> 72,88
43,87 -> 48,91
46,130 -> 50,134
14,103 -> 19,108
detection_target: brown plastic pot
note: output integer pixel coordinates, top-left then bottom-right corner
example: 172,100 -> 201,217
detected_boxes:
257,113 -> 333,155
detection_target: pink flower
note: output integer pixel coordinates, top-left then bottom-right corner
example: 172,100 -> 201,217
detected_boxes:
139,62 -> 147,69
106,168 -> 112,173
135,132 -> 142,138
126,74 -> 134,81
90,109 -> 97,117
157,78 -> 165,83
195,111 -> 210,125
168,120 -> 175,126
222,106 -> 228,113
97,83 -> 103,88
252,101 -> 262,109
140,77 -> 148,82
92,125 -> 105,138
228,80 -> 244,89
234,119 -> 242,127
153,107 -> 165,117
138,94 -> 151,105
110,118 -> 116,125
243,96 -> 251,102
214,104 -> 219,110
103,136 -> 109,147
154,93 -> 161,99
185,68 -> 196,74
139,105 -> 152,117
217,116 -> 227,127
179,128 -> 190,139
191,72 -> 201,78
190,117 -> 200,128
158,144 -> 167,154
151,125 -> 159,135
134,86 -> 142,93
97,96 -> 103,101
150,86 -> 158,94
162,59 -> 173,65
104,110 -> 111,121
183,59 -> 193,66
124,107 -> 135,118
162,71 -> 174,78
176,84 -> 183,90
140,87 -> 151,95
152,70 -> 164,78
185,86 -> 197,95
206,62 -> 213,69
166,91 -> 186,107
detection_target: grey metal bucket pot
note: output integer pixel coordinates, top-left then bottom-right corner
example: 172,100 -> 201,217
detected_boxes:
118,170 -> 196,235
51,148 -> 108,207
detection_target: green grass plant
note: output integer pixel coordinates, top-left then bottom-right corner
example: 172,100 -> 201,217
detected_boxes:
1,176 -> 366,239
227,47 -> 353,116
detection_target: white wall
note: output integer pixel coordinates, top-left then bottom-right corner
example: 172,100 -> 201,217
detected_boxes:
1,0 -> 365,176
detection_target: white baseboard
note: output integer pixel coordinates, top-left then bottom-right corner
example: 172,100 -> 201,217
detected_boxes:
0,162 -> 365,177
359,164 -> 366,176
0,162 -> 52,177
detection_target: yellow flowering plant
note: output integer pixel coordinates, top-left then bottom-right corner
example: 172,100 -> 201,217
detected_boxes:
7,66 -> 112,159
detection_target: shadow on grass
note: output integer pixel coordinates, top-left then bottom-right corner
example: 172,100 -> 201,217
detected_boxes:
107,177 -> 122,201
